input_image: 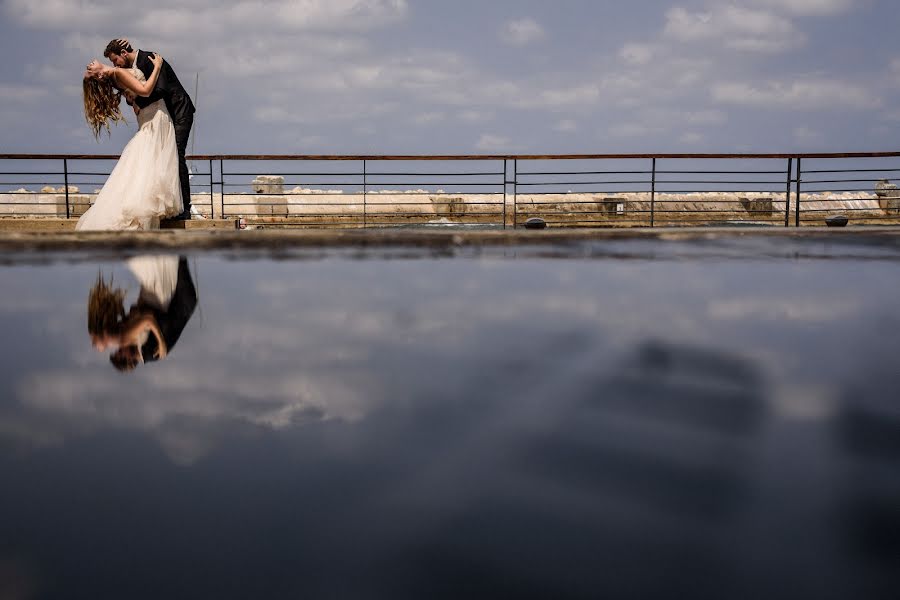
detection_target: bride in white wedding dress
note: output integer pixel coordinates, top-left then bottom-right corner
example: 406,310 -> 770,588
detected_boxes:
77,53 -> 183,231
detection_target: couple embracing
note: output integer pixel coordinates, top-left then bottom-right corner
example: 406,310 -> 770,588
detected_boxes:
79,38 -> 195,230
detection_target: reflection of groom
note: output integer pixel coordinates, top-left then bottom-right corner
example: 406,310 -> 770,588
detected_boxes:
104,38 -> 196,220
138,257 -> 198,364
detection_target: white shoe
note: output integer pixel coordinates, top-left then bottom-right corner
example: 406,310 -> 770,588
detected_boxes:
190,205 -> 207,220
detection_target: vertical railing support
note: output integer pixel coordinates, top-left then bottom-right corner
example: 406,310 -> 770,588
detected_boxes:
219,159 -> 225,218
363,159 -> 367,229
512,159 -> 518,229
503,159 -> 507,230
650,158 -> 656,228
795,157 -> 802,228
784,157 -> 793,228
63,159 -> 70,219
209,158 -> 214,219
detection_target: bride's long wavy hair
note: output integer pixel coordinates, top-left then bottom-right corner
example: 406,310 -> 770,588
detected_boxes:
87,274 -> 126,336
83,75 -> 126,140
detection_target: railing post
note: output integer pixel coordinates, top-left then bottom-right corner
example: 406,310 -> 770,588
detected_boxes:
513,159 -> 518,229
650,157 -> 656,228
63,159 -> 70,219
784,157 -> 792,228
219,159 -> 225,218
209,158 -> 214,219
363,159 -> 367,229
503,159 -> 507,230
795,157 -> 802,228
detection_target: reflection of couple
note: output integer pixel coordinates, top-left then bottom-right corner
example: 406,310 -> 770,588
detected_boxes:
89,256 -> 197,372
78,38 -> 195,230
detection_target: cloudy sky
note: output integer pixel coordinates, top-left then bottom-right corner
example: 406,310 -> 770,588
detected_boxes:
0,0 -> 898,154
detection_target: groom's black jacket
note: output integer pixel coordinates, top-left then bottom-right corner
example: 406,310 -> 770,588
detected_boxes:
140,257 -> 197,364
134,50 -> 195,121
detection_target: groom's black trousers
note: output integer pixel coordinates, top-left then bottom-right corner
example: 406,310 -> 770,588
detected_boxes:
173,114 -> 193,214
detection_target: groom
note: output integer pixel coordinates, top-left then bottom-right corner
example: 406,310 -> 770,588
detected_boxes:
104,38 -> 195,220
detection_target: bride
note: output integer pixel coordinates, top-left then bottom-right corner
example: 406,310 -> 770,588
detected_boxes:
77,53 -> 183,231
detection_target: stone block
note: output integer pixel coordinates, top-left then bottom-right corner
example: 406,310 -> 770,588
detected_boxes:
739,197 -> 773,216
252,176 -> 284,195
600,197 -> 626,216
875,179 -> 900,214
57,194 -> 92,217
257,195 -> 289,216
431,196 -> 466,217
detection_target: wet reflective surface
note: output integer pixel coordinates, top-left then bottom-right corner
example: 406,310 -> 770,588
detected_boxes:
0,236 -> 898,599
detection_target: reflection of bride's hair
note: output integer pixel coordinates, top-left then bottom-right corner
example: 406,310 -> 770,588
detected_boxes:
87,274 -> 126,336
83,77 -> 126,140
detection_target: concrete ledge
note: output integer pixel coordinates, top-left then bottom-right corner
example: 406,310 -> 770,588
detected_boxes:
0,226 -> 898,254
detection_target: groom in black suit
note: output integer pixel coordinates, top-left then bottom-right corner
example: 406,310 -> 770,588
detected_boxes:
104,38 -> 195,220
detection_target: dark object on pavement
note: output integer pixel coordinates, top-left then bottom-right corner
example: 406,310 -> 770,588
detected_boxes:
826,215 -> 849,227
524,217 -> 547,230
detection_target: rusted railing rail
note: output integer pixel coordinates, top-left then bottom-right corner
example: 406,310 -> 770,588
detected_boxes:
2,153 -> 898,228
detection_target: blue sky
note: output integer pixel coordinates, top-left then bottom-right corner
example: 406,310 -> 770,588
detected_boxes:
0,0 -> 898,154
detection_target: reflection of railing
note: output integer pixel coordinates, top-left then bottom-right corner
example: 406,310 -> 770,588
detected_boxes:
2,153 -> 899,227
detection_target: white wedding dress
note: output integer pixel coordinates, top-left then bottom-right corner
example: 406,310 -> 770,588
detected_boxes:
76,66 -> 183,231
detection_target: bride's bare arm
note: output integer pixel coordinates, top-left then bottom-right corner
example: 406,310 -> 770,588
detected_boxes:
146,320 -> 168,359
123,90 -> 140,116
121,313 -> 168,359
113,53 -> 164,98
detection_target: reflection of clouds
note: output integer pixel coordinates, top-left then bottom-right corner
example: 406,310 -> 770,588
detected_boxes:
7,250 -> 898,471
708,297 -> 861,322
770,383 -> 838,421
15,363 -> 377,465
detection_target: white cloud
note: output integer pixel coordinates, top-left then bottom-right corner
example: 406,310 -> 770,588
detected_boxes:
664,7 -> 714,41
619,43 -> 654,65
749,0 -> 854,17
500,17 -> 546,46
0,83 -> 48,101
475,134 -> 514,151
413,112 -> 445,125
4,0 -> 409,32
457,110 -> 492,123
685,109 -> 727,125
664,5 -> 800,53
793,126 -> 824,145
517,84 -> 601,110
608,123 -> 661,138
712,80 -> 881,110
890,57 -> 900,86
680,132 -> 704,144
0,0 -> 890,154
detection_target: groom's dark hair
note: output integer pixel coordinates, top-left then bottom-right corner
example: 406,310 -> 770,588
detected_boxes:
103,38 -> 133,58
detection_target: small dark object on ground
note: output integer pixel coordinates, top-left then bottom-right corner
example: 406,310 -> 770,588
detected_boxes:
826,215 -> 849,227
524,217 -> 547,230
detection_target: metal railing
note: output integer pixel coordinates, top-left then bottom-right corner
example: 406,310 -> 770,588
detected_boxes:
2,153 -> 899,227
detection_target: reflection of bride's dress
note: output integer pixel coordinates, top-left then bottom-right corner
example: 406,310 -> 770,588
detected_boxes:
76,67 -> 183,231
127,255 -> 179,310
